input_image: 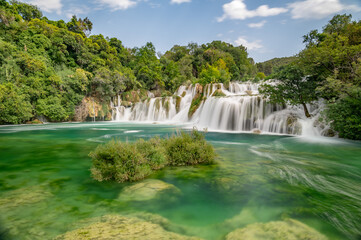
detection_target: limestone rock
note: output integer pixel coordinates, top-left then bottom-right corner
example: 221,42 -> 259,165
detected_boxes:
55,215 -> 201,240
252,129 -> 261,134
117,179 -> 181,202
225,219 -> 328,240
212,89 -> 226,97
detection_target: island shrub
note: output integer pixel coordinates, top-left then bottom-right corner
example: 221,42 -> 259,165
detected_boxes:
89,130 -> 216,183
163,130 -> 215,166
135,138 -> 167,170
90,140 -> 152,182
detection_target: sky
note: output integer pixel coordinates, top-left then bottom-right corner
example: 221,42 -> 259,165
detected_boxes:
21,0 -> 361,62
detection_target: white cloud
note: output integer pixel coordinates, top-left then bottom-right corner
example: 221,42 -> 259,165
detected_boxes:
234,36 -> 263,51
97,0 -> 137,10
218,0 -> 288,22
248,20 -> 267,28
25,0 -> 62,14
65,6 -> 90,19
171,0 -> 191,4
288,0 -> 361,19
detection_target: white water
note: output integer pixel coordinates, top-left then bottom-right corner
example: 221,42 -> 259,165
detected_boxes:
111,82 -> 329,136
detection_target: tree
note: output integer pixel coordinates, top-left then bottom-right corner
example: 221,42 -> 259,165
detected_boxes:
0,83 -> 33,124
11,0 -> 42,21
67,15 -> 92,36
260,65 -> 318,118
325,90 -> 361,140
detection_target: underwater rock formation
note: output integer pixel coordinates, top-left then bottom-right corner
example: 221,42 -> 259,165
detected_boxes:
117,179 -> 181,202
0,186 -> 52,209
225,219 -> 328,240
54,215 -> 201,240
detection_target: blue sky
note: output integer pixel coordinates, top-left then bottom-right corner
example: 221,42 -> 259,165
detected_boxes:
23,0 -> 361,62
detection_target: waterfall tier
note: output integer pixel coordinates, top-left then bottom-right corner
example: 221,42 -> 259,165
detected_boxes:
111,82 -> 327,136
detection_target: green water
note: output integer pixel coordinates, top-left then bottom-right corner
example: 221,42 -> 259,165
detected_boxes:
0,122 -> 360,240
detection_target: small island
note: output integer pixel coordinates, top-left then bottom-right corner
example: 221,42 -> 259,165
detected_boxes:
89,129 -> 216,183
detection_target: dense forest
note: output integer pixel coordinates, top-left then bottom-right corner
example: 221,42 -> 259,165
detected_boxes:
0,0 -> 258,124
0,1 -> 360,139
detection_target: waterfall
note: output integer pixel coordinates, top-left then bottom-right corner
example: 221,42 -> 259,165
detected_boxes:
111,82 -> 327,136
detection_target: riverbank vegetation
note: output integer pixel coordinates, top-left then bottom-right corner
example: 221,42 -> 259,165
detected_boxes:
260,14 -> 361,139
89,130 -> 216,182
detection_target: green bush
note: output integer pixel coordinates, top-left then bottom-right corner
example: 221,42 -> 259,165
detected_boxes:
163,130 -> 215,166
90,140 -> 152,182
89,130 -> 216,183
325,91 -> 361,140
135,138 -> 167,170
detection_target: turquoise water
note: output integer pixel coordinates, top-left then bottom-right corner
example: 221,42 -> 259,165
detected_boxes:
0,122 -> 360,239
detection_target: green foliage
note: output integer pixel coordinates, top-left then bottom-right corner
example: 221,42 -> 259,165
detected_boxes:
297,14 -> 361,138
0,83 -> 33,124
89,130 -> 216,183
256,72 -> 266,80
90,140 -> 152,182
163,130 -> 215,166
325,90 -> 361,140
256,57 -> 297,76
0,1 -> 257,124
67,15 -> 92,36
135,138 -> 167,170
260,64 -> 318,117
36,96 -> 68,122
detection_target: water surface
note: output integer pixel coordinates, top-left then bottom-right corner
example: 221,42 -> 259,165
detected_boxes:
0,122 -> 360,239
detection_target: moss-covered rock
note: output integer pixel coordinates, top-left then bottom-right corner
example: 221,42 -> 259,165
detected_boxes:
225,219 -> 328,240
188,94 -> 206,118
155,98 -> 161,111
0,186 -> 52,209
55,215 -> 201,240
212,89 -> 226,97
117,179 -> 181,202
245,90 -> 253,96
286,115 -> 302,135
176,96 -> 182,113
164,100 -> 170,116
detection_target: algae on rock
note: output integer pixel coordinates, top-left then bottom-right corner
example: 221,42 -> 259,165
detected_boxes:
54,215 -> 202,240
225,219 -> 328,240
0,185 -> 52,209
212,89 -> 226,97
117,179 -> 181,202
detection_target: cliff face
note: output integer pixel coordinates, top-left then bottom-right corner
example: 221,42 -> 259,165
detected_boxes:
74,98 -> 111,122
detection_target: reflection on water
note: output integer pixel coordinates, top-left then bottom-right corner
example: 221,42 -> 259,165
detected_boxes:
0,122 -> 360,239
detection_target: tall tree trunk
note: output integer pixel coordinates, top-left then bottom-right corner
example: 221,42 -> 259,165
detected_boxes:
302,102 -> 311,118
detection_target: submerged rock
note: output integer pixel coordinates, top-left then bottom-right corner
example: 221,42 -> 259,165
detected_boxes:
225,219 -> 328,240
55,215 -> 201,240
117,179 -> 181,202
0,185 -> 52,209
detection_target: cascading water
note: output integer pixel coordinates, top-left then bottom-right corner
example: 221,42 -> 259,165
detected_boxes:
111,82 -> 327,136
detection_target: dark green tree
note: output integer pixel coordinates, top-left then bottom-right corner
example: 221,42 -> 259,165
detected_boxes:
260,65 -> 318,118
